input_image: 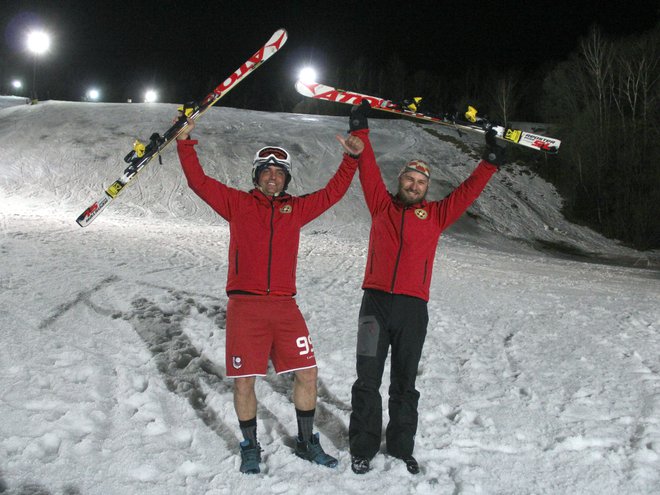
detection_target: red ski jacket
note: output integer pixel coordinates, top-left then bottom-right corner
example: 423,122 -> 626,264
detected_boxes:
355,129 -> 497,302
177,140 -> 358,296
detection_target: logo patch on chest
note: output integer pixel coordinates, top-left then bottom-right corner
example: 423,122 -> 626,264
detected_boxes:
280,205 -> 292,214
414,208 -> 428,220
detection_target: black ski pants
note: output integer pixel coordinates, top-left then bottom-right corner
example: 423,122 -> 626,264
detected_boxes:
349,289 -> 428,459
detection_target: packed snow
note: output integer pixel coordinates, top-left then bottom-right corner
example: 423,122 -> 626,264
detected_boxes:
0,96 -> 658,495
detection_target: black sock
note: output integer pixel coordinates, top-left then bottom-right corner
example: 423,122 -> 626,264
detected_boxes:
239,417 -> 257,445
295,408 -> 315,441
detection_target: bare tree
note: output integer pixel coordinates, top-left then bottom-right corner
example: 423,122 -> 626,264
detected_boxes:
580,27 -> 615,142
490,69 -> 521,127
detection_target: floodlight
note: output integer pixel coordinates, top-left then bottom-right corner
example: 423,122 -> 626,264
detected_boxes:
27,30 -> 51,55
87,88 -> 100,101
144,90 -> 158,103
298,67 -> 317,84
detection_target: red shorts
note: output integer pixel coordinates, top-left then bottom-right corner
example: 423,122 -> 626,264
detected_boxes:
225,294 -> 317,377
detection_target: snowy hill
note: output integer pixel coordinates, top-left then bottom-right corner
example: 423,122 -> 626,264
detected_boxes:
0,97 -> 659,494
0,98 -> 652,265
0,95 -> 29,110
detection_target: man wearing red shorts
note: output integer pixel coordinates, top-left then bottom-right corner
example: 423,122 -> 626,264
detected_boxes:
176,117 -> 364,474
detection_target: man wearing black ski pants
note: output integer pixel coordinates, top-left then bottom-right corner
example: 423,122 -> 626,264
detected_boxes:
353,291 -> 428,464
347,101 -> 504,474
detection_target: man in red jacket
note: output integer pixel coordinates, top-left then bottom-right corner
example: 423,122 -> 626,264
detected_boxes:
346,102 -> 505,475
176,117 -> 364,474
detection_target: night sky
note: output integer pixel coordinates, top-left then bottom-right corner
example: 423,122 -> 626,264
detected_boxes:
2,0 -> 659,107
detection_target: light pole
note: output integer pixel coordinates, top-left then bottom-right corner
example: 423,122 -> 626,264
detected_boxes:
26,30 -> 50,101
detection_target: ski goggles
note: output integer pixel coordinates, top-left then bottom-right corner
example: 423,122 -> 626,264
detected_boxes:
252,146 -> 292,172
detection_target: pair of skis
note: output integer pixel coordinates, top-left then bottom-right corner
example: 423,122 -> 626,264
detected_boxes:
294,81 -> 561,154
76,28 -> 561,227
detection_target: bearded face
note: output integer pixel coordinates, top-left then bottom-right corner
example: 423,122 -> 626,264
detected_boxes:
397,170 -> 429,205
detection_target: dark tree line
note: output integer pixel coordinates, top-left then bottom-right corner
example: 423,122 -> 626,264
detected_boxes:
540,25 -> 660,250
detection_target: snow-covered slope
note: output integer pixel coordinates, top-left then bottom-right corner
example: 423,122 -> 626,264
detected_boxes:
1,97 -> 658,494
1,99 -> 651,264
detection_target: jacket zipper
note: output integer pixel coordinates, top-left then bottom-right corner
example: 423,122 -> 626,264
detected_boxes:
267,199 -> 275,294
390,207 -> 406,292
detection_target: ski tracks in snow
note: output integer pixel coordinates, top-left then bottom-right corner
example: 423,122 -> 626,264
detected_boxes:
609,311 -> 660,485
495,306 -> 660,490
25,272 -> 355,491
415,251 -> 660,493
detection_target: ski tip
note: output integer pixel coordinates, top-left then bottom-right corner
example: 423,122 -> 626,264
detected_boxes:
76,195 -> 111,227
75,214 -> 91,227
75,211 -> 95,227
270,28 -> 288,46
295,79 -> 316,96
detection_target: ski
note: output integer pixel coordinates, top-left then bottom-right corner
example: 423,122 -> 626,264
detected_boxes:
76,28 -> 288,227
295,81 -> 561,153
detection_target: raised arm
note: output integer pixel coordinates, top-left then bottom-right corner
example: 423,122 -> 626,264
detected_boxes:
435,129 -> 504,230
350,102 -> 391,215
435,161 -> 498,230
176,117 -> 239,221
297,135 -> 364,225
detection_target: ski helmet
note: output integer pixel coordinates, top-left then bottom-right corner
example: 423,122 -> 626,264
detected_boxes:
252,146 -> 292,190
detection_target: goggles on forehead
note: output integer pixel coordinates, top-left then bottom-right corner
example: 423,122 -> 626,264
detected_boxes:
252,146 -> 292,171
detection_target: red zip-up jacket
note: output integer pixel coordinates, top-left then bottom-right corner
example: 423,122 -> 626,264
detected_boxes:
355,129 -> 497,302
177,139 -> 358,296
